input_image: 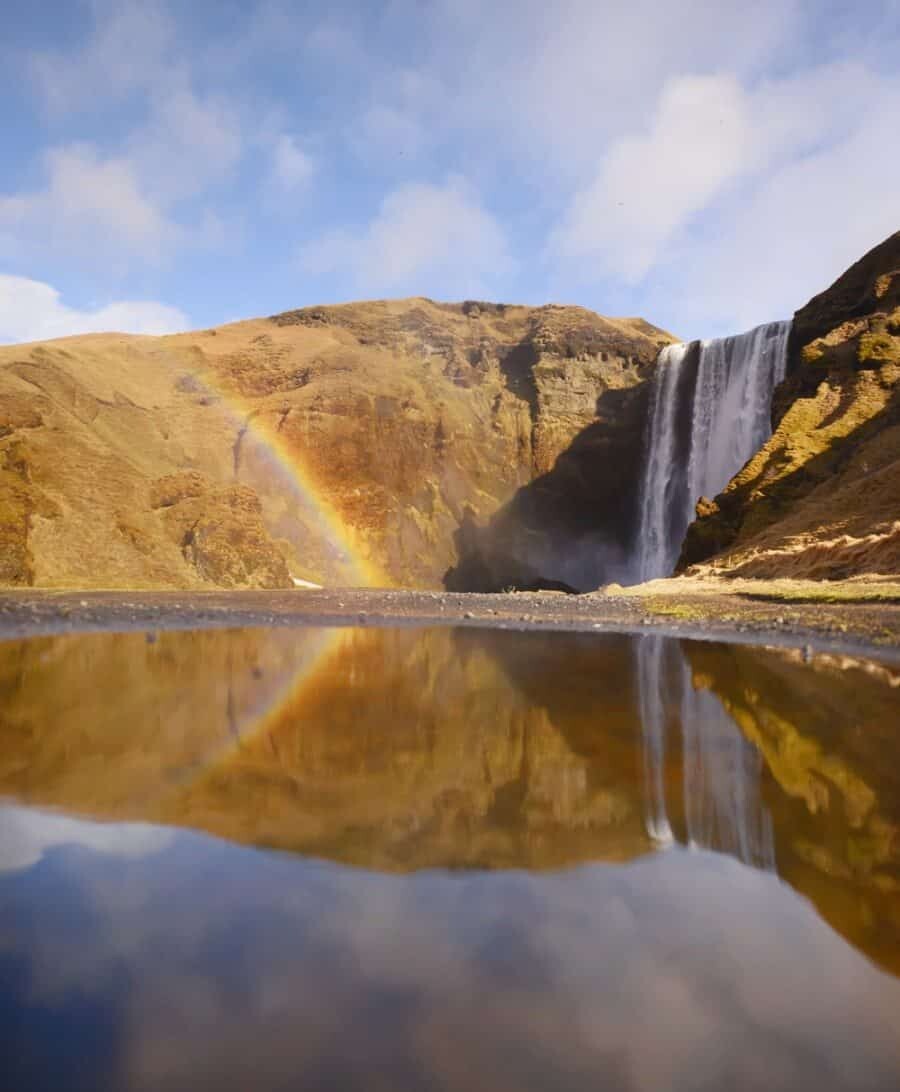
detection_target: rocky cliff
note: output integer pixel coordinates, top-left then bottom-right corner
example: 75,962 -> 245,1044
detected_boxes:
680,231 -> 900,578
0,300 -> 671,589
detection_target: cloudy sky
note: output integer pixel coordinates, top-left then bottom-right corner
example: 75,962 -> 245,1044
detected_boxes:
1,0 -> 898,344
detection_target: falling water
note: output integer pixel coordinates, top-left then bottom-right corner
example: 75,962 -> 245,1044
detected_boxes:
635,636 -> 776,869
637,320 -> 791,581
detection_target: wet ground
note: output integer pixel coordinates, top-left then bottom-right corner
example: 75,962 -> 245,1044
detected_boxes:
2,585 -> 900,660
1,619 -> 899,1090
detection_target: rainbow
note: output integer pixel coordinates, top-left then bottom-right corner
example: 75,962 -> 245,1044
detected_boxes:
226,406 -> 386,588
162,339 -> 387,588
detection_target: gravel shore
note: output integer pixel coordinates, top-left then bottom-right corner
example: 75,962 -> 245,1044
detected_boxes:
2,586 -> 899,663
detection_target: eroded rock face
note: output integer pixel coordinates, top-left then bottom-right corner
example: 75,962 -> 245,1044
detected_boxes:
680,231 -> 900,578
150,473 -> 291,589
0,299 -> 671,589
445,323 -> 662,591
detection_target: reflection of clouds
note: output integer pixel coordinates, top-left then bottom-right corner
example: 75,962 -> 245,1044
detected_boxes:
0,805 -> 172,874
3,812 -> 900,1092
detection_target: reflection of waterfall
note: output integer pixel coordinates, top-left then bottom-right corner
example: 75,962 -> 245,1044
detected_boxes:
635,636 -> 776,870
637,637 -> 674,846
637,320 -> 791,580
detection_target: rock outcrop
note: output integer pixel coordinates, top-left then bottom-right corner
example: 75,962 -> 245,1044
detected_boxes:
0,300 -> 672,589
680,231 -> 900,578
445,318 -> 666,591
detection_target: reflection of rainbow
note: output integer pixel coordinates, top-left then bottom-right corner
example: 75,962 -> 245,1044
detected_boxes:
177,627 -> 350,789
170,343 -> 386,587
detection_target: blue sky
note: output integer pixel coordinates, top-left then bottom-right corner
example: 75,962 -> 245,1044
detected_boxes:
1,0 -> 899,344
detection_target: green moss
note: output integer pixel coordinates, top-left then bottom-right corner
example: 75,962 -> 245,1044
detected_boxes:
737,583 -> 900,604
643,599 -> 709,621
801,341 -> 826,365
857,332 -> 900,365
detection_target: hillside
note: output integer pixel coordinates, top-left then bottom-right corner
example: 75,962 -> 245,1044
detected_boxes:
0,299 -> 672,590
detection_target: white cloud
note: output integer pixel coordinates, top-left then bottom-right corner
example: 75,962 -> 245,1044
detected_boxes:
0,274 -> 188,344
270,135 -> 315,193
551,75 -> 751,282
644,67 -> 900,334
346,67 -> 442,169
29,0 -> 175,114
544,56 -> 900,331
0,805 -> 172,874
300,176 -> 513,298
11,0 -> 900,334
18,4 -> 246,268
0,143 -> 177,265
133,86 -> 244,204
386,0 -> 800,178
352,105 -> 427,166
0,83 -> 246,266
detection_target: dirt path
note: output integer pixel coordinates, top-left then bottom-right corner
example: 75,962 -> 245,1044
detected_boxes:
2,586 -> 899,663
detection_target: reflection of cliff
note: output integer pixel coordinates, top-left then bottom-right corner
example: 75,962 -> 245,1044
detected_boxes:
0,626 -> 652,870
2,624 -> 898,975
472,628 -> 900,977
687,641 -> 900,976
480,631 -> 777,866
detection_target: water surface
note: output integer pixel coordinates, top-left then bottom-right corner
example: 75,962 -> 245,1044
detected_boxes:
1,625 -> 898,1090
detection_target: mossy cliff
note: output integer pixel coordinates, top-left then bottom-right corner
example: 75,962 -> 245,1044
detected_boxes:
680,231 -> 900,578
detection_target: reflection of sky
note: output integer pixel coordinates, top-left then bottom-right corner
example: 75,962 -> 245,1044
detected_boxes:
2,804 -> 899,1092
0,805 -> 172,874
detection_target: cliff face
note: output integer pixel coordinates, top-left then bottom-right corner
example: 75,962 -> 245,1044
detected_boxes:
680,231 -> 900,578
0,299 -> 671,589
445,378 -> 652,591
445,315 -> 670,591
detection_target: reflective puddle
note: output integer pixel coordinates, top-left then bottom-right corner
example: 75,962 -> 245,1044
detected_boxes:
1,625 -> 899,1090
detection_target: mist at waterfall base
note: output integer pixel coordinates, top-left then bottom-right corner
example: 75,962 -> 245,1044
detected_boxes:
634,320 -> 791,582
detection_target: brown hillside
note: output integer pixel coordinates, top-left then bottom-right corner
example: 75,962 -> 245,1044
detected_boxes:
0,299 -> 672,589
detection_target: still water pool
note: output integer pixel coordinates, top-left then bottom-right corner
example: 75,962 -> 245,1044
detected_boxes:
1,625 -> 898,1090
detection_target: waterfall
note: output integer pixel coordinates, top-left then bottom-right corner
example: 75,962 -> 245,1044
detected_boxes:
637,320 -> 791,581
635,636 -> 776,870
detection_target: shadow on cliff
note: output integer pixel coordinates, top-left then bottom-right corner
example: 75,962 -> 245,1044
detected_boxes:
444,384 -> 651,593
